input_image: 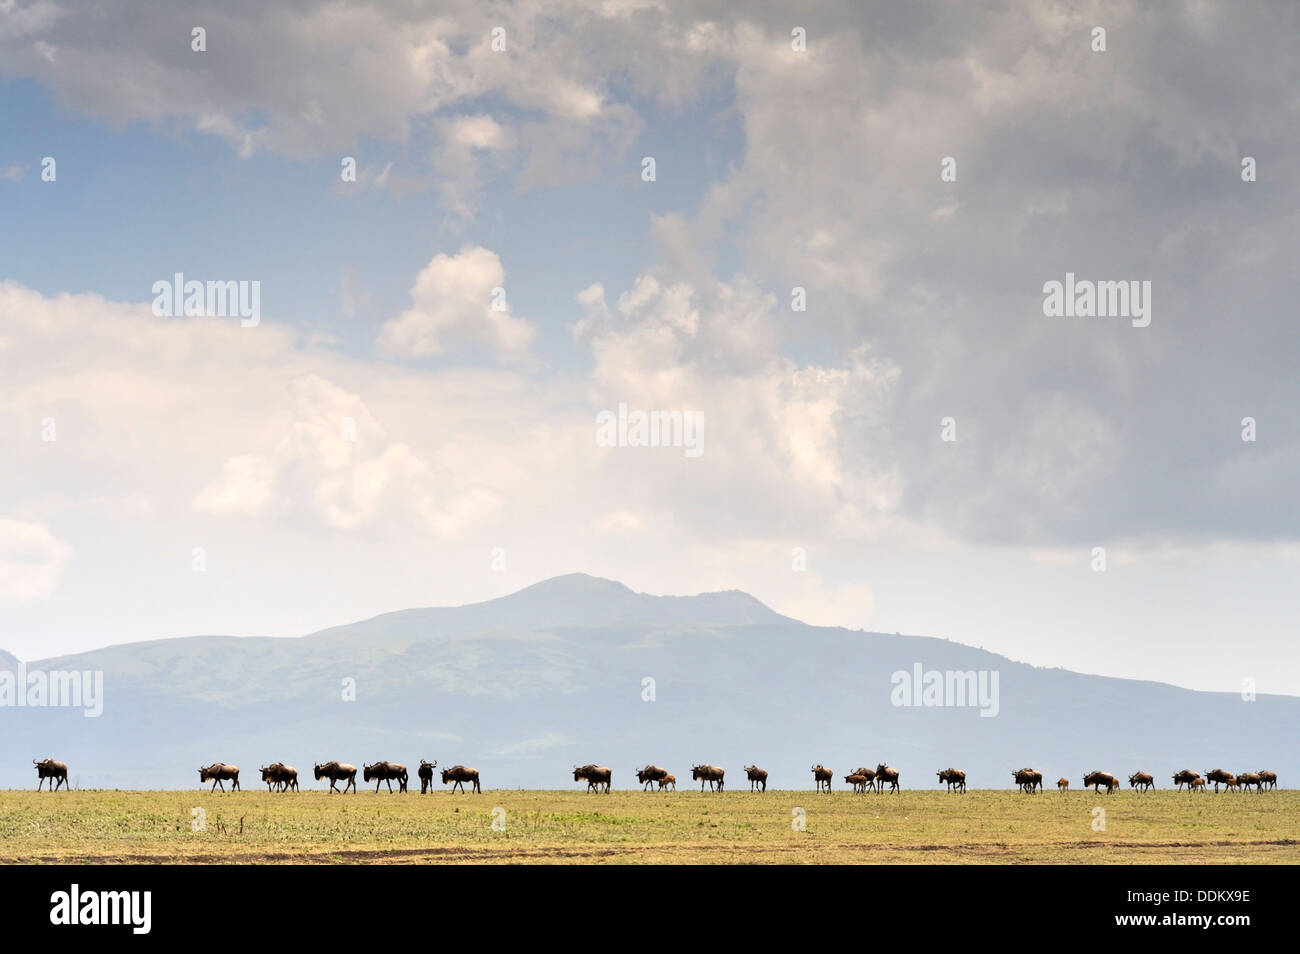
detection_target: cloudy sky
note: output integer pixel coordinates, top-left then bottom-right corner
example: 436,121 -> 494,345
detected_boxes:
1,0 -> 1297,694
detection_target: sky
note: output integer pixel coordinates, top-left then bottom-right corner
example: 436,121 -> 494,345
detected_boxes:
1,0 -> 1297,695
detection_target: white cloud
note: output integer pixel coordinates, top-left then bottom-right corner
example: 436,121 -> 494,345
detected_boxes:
378,246 -> 534,362
0,517 -> 70,600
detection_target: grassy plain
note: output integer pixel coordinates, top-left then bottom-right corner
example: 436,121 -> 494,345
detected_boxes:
2,788 -> 1295,864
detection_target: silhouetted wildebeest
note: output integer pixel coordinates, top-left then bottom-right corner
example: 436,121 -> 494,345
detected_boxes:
1234,772 -> 1262,792
845,773 -> 869,794
33,758 -> 68,792
1128,771 -> 1154,792
442,765 -> 481,793
260,763 -> 298,792
874,763 -> 900,794
574,764 -> 612,793
363,761 -> 408,793
1013,768 -> 1043,793
1189,777 -> 1206,792
1205,768 -> 1234,792
1057,777 -> 1069,793
811,765 -> 832,793
419,760 -> 437,794
691,764 -> 725,792
1172,769 -> 1201,791
1083,771 -> 1119,794
936,768 -> 966,793
199,763 -> 240,792
314,761 -> 357,793
658,774 -> 676,791
635,765 -> 668,790
1257,770 -> 1277,791
744,765 -> 768,792
850,767 -> 877,792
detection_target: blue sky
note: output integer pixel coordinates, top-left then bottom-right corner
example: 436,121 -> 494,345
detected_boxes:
1,1 -> 1297,698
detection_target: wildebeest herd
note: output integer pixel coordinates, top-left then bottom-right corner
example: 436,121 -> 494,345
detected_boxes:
28,757 -> 1281,793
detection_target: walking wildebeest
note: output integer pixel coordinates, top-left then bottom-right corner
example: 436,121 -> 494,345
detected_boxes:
1128,771 -> 1155,792
635,765 -> 668,790
1083,771 -> 1119,794
845,773 -> 869,794
260,763 -> 298,792
33,758 -> 68,792
744,765 -> 768,792
657,774 -> 676,791
936,768 -> 966,793
1234,772 -> 1262,792
874,763 -> 899,794
1172,769 -> 1201,791
574,764 -> 612,793
1205,768 -> 1234,792
1013,768 -> 1043,793
442,765 -> 481,793
691,764 -> 725,792
811,765 -> 832,792
419,760 -> 437,794
850,767 -> 877,792
1189,777 -> 1206,791
314,761 -> 357,793
363,761 -> 408,793
199,763 -> 240,792
1057,777 -> 1069,793
1256,770 -> 1277,791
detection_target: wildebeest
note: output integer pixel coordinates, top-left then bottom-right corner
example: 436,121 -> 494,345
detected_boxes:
574,764 -> 612,793
442,765 -> 481,793
845,773 -> 869,794
874,763 -> 900,794
811,764 -> 832,793
1205,768 -> 1234,793
1013,768 -> 1043,794
936,768 -> 966,793
314,761 -> 357,793
744,765 -> 768,792
1234,772 -> 1262,792
199,763 -> 240,792
1189,777 -> 1206,792
1082,771 -> 1119,794
657,774 -> 676,791
1172,769 -> 1201,791
363,761 -> 408,793
418,760 -> 437,794
1057,777 -> 1069,793
850,767 -> 877,792
260,763 -> 298,792
635,765 -> 668,790
1128,771 -> 1155,792
1257,770 -> 1277,791
691,764 -> 725,792
33,758 -> 68,792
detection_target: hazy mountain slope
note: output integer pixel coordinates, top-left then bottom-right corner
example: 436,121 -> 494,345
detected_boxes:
1,575 -> 1292,790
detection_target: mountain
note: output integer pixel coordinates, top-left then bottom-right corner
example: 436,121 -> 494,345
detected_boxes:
1,573 -> 1294,790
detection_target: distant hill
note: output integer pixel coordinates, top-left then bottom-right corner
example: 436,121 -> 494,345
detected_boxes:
1,574 -> 1293,790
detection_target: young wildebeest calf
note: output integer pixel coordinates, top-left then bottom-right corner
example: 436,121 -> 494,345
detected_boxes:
845,773 -> 869,794
936,768 -> 966,793
744,765 -> 768,792
1188,777 -> 1206,792
811,765 -> 832,793
657,774 -> 676,791
850,768 -> 877,792
34,758 -> 69,792
199,763 -> 240,792
418,760 -> 437,794
1057,777 -> 1069,793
